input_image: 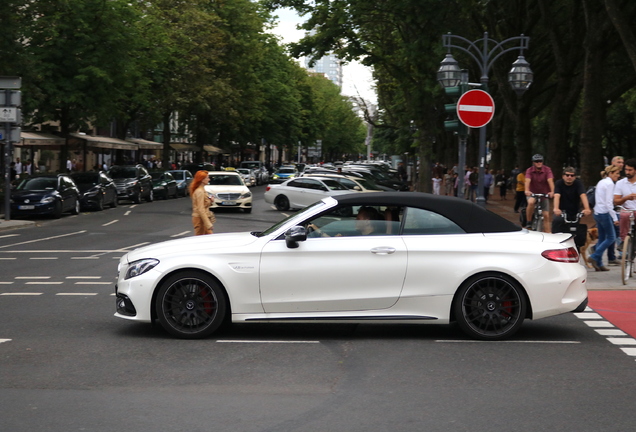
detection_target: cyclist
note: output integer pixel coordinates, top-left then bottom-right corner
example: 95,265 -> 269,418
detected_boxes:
524,154 -> 554,232
588,165 -> 621,271
614,158 -> 636,244
552,167 -> 592,240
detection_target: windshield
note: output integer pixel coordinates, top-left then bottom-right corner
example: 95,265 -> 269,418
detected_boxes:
151,173 -> 164,180
108,167 -> 137,179
236,169 -> 249,175
16,177 -> 57,191
168,171 -> 184,180
208,174 -> 243,186
256,201 -> 328,237
278,168 -> 296,174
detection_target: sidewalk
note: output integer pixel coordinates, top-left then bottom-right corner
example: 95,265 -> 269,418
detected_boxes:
0,218 -> 35,232
485,194 -> 634,291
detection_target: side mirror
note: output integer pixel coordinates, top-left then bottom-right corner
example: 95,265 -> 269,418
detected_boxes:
353,186 -> 361,191
285,226 -> 307,248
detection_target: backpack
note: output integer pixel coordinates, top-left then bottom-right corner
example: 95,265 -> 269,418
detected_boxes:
586,186 -> 596,209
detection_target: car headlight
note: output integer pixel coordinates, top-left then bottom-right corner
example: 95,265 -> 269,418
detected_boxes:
125,258 -> 159,280
126,180 -> 139,188
154,185 -> 165,190
273,174 -> 279,179
85,186 -> 100,197
240,191 -> 252,199
40,196 -> 55,204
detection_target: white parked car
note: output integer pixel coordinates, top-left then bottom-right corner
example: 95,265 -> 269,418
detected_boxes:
114,192 -> 588,341
235,168 -> 256,187
264,176 -> 353,210
303,173 -> 383,192
204,171 -> 252,213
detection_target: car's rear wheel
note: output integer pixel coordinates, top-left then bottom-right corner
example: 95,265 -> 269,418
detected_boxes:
454,273 -> 526,340
621,236 -> 633,285
52,201 -> 63,219
110,196 -> 118,208
275,195 -> 290,211
155,271 -> 227,339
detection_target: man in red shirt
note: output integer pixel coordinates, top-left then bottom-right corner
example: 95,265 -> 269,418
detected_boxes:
524,154 -> 555,232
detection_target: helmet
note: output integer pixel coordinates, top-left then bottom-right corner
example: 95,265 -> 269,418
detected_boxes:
532,154 -> 544,162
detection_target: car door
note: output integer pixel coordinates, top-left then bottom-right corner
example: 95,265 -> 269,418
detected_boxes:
259,206 -> 407,313
281,179 -> 309,208
296,179 -> 334,207
58,176 -> 75,212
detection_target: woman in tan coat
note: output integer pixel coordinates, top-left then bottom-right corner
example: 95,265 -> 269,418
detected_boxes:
190,170 -> 216,235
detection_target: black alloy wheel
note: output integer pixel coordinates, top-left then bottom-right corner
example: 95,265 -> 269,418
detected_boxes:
96,195 -> 104,211
133,190 -> 142,204
275,195 -> 290,211
146,189 -> 154,202
110,196 -> 118,208
52,201 -> 63,219
454,273 -> 526,340
155,271 -> 227,339
71,198 -> 80,215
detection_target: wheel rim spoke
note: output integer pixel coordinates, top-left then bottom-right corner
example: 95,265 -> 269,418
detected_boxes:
462,277 -> 522,336
162,279 -> 218,333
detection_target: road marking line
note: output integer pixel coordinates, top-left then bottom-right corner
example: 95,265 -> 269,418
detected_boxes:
620,348 -> 636,356
56,293 -> 99,296
124,211 -> 131,216
74,282 -> 112,285
596,329 -> 627,336
102,220 -> 119,226
436,340 -> 581,344
216,340 -> 321,344
0,293 -> 43,296
119,242 -> 149,251
29,257 -> 58,260
583,320 -> 614,328
0,339 -> 11,343
171,231 -> 190,238
0,230 -> 86,249
0,257 -> 17,260
15,276 -> 50,279
66,276 -> 102,279
574,312 -> 602,319
607,338 -> 636,345
25,282 -> 63,285
0,234 -> 19,238
71,257 -> 99,260
0,282 -> 14,285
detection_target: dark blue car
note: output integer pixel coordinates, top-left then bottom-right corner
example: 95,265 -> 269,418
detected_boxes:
11,175 -> 81,218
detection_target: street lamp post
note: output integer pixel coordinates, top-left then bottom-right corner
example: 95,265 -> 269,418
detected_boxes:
437,32 -> 533,207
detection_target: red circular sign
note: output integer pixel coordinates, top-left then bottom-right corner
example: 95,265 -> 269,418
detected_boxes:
457,90 -> 495,128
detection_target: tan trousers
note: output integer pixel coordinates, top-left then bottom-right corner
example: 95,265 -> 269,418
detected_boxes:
192,217 -> 213,235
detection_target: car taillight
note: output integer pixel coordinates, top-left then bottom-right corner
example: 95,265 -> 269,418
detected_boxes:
541,247 -> 579,263
266,186 -> 271,191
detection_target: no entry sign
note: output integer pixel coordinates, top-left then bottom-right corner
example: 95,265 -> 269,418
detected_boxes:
457,90 -> 495,128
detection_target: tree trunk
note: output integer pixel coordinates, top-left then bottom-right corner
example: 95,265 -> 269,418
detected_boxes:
162,110 -> 172,169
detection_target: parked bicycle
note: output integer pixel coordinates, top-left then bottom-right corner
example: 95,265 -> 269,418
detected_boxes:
619,207 -> 636,284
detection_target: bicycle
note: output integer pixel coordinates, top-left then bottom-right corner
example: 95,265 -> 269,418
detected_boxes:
562,211 -> 587,250
526,193 -> 549,232
619,207 -> 636,285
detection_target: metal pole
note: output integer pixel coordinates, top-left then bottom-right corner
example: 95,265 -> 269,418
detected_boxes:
3,89 -> 11,220
457,135 -> 466,198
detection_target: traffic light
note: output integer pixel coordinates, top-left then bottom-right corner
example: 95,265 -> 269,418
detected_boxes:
442,85 -> 468,135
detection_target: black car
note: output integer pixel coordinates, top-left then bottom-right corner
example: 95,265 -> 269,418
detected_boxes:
10,175 -> 80,219
151,171 -> 178,199
70,171 -> 118,211
107,164 -> 153,203
167,169 -> 193,196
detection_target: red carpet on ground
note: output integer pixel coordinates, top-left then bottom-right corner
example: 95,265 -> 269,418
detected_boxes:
588,291 -> 636,338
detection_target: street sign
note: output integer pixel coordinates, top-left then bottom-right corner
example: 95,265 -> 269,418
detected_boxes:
456,89 -> 495,128
0,107 -> 19,122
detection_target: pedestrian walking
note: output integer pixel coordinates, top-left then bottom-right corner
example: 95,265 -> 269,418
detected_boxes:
190,170 -> 216,235
588,165 -> 621,271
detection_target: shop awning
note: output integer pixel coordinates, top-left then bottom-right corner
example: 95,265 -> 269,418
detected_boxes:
70,133 -> 138,150
127,138 -> 163,150
203,145 -> 223,155
18,132 -> 65,146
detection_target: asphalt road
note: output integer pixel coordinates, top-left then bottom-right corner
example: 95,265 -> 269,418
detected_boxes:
1,186 -> 636,432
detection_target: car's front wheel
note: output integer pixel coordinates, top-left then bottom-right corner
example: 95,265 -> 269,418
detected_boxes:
146,189 -> 154,202
155,271 -> 227,339
454,273 -> 526,340
275,195 -> 290,211
71,199 -> 80,215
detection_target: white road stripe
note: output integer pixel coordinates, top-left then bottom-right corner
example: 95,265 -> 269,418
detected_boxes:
25,282 -> 63,285
102,220 -> 119,226
436,340 -> 580,344
0,257 -> 17,260
607,338 -> 636,345
74,282 -> 112,285
66,276 -> 102,279
216,340 -> 320,344
0,234 -> 19,238
29,257 -> 58,260
15,276 -> 50,279
0,339 -> 12,343
0,293 -> 42,296
124,211 -> 131,216
71,257 -> 99,260
620,348 -> 636,356
596,329 -> 626,336
171,231 -> 191,238
0,282 -> 14,285
0,230 -> 86,249
56,293 -> 99,296
574,312 -> 602,319
583,320 -> 614,327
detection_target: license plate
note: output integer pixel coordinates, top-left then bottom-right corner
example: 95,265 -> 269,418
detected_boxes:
19,205 -> 35,210
221,201 -> 236,206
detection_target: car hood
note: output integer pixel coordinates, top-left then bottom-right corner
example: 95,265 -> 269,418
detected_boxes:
112,178 -> 135,185
204,185 -> 248,194
124,232 -> 260,264
11,190 -> 54,200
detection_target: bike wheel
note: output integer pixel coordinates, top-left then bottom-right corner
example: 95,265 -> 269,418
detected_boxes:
536,216 -> 544,233
621,236 -> 633,285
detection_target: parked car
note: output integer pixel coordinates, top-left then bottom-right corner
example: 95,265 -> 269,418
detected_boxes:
264,176 -> 353,211
107,164 -> 153,203
150,172 -> 178,200
181,163 -> 215,176
114,192 -> 588,340
167,170 -> 193,196
204,171 -> 252,213
70,171 -> 118,211
10,175 -> 80,218
235,168 -> 256,186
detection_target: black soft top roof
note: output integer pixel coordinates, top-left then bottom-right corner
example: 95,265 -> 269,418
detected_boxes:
333,192 -> 521,234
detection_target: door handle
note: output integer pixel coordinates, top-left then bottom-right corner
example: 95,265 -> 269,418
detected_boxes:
371,247 -> 396,255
